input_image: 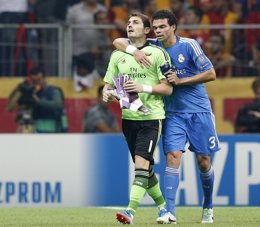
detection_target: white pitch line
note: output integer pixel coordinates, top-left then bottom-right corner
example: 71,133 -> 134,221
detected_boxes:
101,207 -> 124,210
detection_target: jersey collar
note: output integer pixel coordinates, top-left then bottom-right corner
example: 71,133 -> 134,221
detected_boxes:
136,41 -> 150,50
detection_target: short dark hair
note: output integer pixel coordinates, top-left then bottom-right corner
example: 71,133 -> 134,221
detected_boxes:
252,78 -> 260,93
187,6 -> 203,23
30,67 -> 45,77
152,10 -> 178,30
75,53 -> 95,72
129,12 -> 151,29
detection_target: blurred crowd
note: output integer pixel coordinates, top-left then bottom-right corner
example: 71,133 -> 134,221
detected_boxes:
1,0 -> 260,79
2,0 -> 260,134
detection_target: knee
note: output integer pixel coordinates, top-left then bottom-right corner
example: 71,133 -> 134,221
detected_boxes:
135,155 -> 150,170
166,152 -> 182,168
198,157 -> 211,172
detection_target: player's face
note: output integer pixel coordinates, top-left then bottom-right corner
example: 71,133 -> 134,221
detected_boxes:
127,16 -> 146,38
152,19 -> 175,42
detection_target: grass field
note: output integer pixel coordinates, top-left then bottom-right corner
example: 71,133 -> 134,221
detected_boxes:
0,207 -> 259,226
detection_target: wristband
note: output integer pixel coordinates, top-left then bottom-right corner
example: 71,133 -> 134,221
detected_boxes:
142,84 -> 153,93
126,45 -> 137,55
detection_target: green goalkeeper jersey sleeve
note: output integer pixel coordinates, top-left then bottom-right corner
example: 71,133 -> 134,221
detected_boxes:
104,42 -> 171,120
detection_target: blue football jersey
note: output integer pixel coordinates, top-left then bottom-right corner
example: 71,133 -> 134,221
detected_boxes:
149,36 -> 213,113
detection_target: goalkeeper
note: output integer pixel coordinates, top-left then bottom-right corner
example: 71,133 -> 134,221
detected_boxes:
103,12 -> 173,224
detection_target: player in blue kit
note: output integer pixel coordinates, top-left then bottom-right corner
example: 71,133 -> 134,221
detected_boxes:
113,9 -> 220,224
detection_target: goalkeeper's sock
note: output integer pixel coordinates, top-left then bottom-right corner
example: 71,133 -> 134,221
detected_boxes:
165,166 -> 179,216
146,169 -> 166,209
127,168 -> 149,216
200,166 -> 214,209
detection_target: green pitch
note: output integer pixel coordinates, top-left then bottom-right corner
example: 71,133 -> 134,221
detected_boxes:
0,207 -> 259,226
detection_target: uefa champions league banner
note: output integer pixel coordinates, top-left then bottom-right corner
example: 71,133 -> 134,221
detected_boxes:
0,134 -> 259,207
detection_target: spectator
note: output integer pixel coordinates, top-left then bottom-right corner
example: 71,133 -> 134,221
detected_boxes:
244,4 -> 260,76
7,67 -> 68,133
34,0 -> 59,23
32,0 -> 60,76
235,77 -> 260,133
140,0 -> 158,21
192,0 -> 214,14
177,6 -> 210,47
101,0 -> 122,8
230,0 -> 244,21
33,0 -> 82,22
53,0 -> 82,22
66,0 -> 107,58
91,10 -> 114,76
252,37 -> 260,75
169,0 -> 189,25
109,0 -> 141,40
33,0 -> 82,76
73,53 -> 101,92
0,0 -> 28,24
83,85 -> 121,133
155,0 -> 169,10
205,0 -> 239,53
0,0 -> 29,76
206,33 -> 236,78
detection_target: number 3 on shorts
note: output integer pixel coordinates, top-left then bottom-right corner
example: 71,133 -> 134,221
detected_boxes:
209,136 -> 216,149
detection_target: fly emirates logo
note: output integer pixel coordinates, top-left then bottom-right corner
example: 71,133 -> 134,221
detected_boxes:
129,67 -> 146,78
172,66 -> 186,75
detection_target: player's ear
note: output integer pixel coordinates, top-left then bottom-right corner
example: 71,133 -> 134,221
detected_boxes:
144,27 -> 151,35
171,24 -> 176,32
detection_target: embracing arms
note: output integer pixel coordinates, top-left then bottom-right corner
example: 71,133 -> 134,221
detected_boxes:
113,38 -> 152,68
166,68 -> 216,86
113,38 -> 216,86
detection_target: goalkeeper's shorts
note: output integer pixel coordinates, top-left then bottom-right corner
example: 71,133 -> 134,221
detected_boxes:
122,119 -> 163,165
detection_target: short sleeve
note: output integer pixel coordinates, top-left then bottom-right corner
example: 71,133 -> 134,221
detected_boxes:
187,39 -> 213,72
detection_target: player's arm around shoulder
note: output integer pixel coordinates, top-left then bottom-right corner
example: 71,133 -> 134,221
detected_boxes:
121,44 -> 173,95
150,46 -> 173,96
113,38 -> 152,68
173,68 -> 216,86
123,79 -> 172,96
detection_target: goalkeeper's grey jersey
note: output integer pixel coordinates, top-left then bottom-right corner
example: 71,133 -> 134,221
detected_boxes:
104,42 -> 171,120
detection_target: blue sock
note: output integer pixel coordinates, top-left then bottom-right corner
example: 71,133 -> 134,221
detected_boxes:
164,166 -> 179,216
200,166 -> 214,209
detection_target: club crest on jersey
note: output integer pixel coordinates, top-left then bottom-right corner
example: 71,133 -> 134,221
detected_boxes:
178,54 -> 185,63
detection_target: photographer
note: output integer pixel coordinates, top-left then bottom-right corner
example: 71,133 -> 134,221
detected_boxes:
235,78 -> 260,133
7,67 -> 68,133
